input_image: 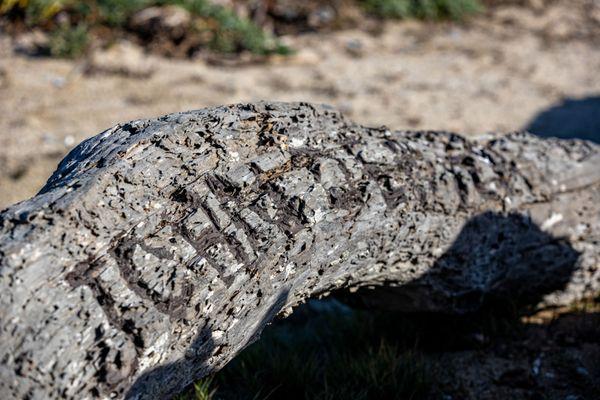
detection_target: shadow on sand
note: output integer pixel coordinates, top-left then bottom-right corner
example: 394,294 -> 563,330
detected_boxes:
525,96 -> 600,143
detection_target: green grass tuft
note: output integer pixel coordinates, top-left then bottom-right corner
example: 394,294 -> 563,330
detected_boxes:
362,0 -> 483,20
175,377 -> 216,400
186,1 -> 285,55
48,22 -> 89,58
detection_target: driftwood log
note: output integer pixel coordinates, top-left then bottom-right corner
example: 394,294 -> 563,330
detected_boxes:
0,102 -> 598,399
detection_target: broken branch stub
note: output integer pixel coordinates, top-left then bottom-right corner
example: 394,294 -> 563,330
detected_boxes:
0,102 -> 598,399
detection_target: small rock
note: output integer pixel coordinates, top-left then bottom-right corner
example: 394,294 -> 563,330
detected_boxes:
308,6 -> 336,29
41,133 -> 57,145
129,5 -> 191,40
13,30 -> 49,56
345,39 -> 364,58
55,11 -> 70,26
532,355 -> 542,375
527,0 -> 545,11
472,332 -> 486,344
50,76 -> 66,88
87,41 -> 155,78
64,136 -> 75,147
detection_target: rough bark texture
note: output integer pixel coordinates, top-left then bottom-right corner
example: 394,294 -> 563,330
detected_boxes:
0,102 -> 598,400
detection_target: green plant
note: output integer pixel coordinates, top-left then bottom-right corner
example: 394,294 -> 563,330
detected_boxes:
362,0 -> 483,20
48,22 -> 89,58
0,0 -> 290,56
184,1 -> 285,55
174,377 -> 216,400
90,0 -> 290,55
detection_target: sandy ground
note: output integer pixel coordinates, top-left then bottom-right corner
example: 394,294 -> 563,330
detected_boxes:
0,0 -> 599,208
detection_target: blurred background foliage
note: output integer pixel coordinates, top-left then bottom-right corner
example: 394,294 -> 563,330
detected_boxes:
0,0 -> 486,58
0,0 -> 291,56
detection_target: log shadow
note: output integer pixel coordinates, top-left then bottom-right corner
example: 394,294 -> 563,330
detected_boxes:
335,209 -> 593,399
524,96 -> 600,143
205,209 -> 589,399
215,211 -> 586,399
125,289 -> 289,400
351,211 -> 581,314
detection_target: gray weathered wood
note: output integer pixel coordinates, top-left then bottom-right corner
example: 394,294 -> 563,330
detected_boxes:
0,102 -> 598,399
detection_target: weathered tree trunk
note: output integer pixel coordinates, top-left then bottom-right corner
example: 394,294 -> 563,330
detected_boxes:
0,102 -> 598,400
